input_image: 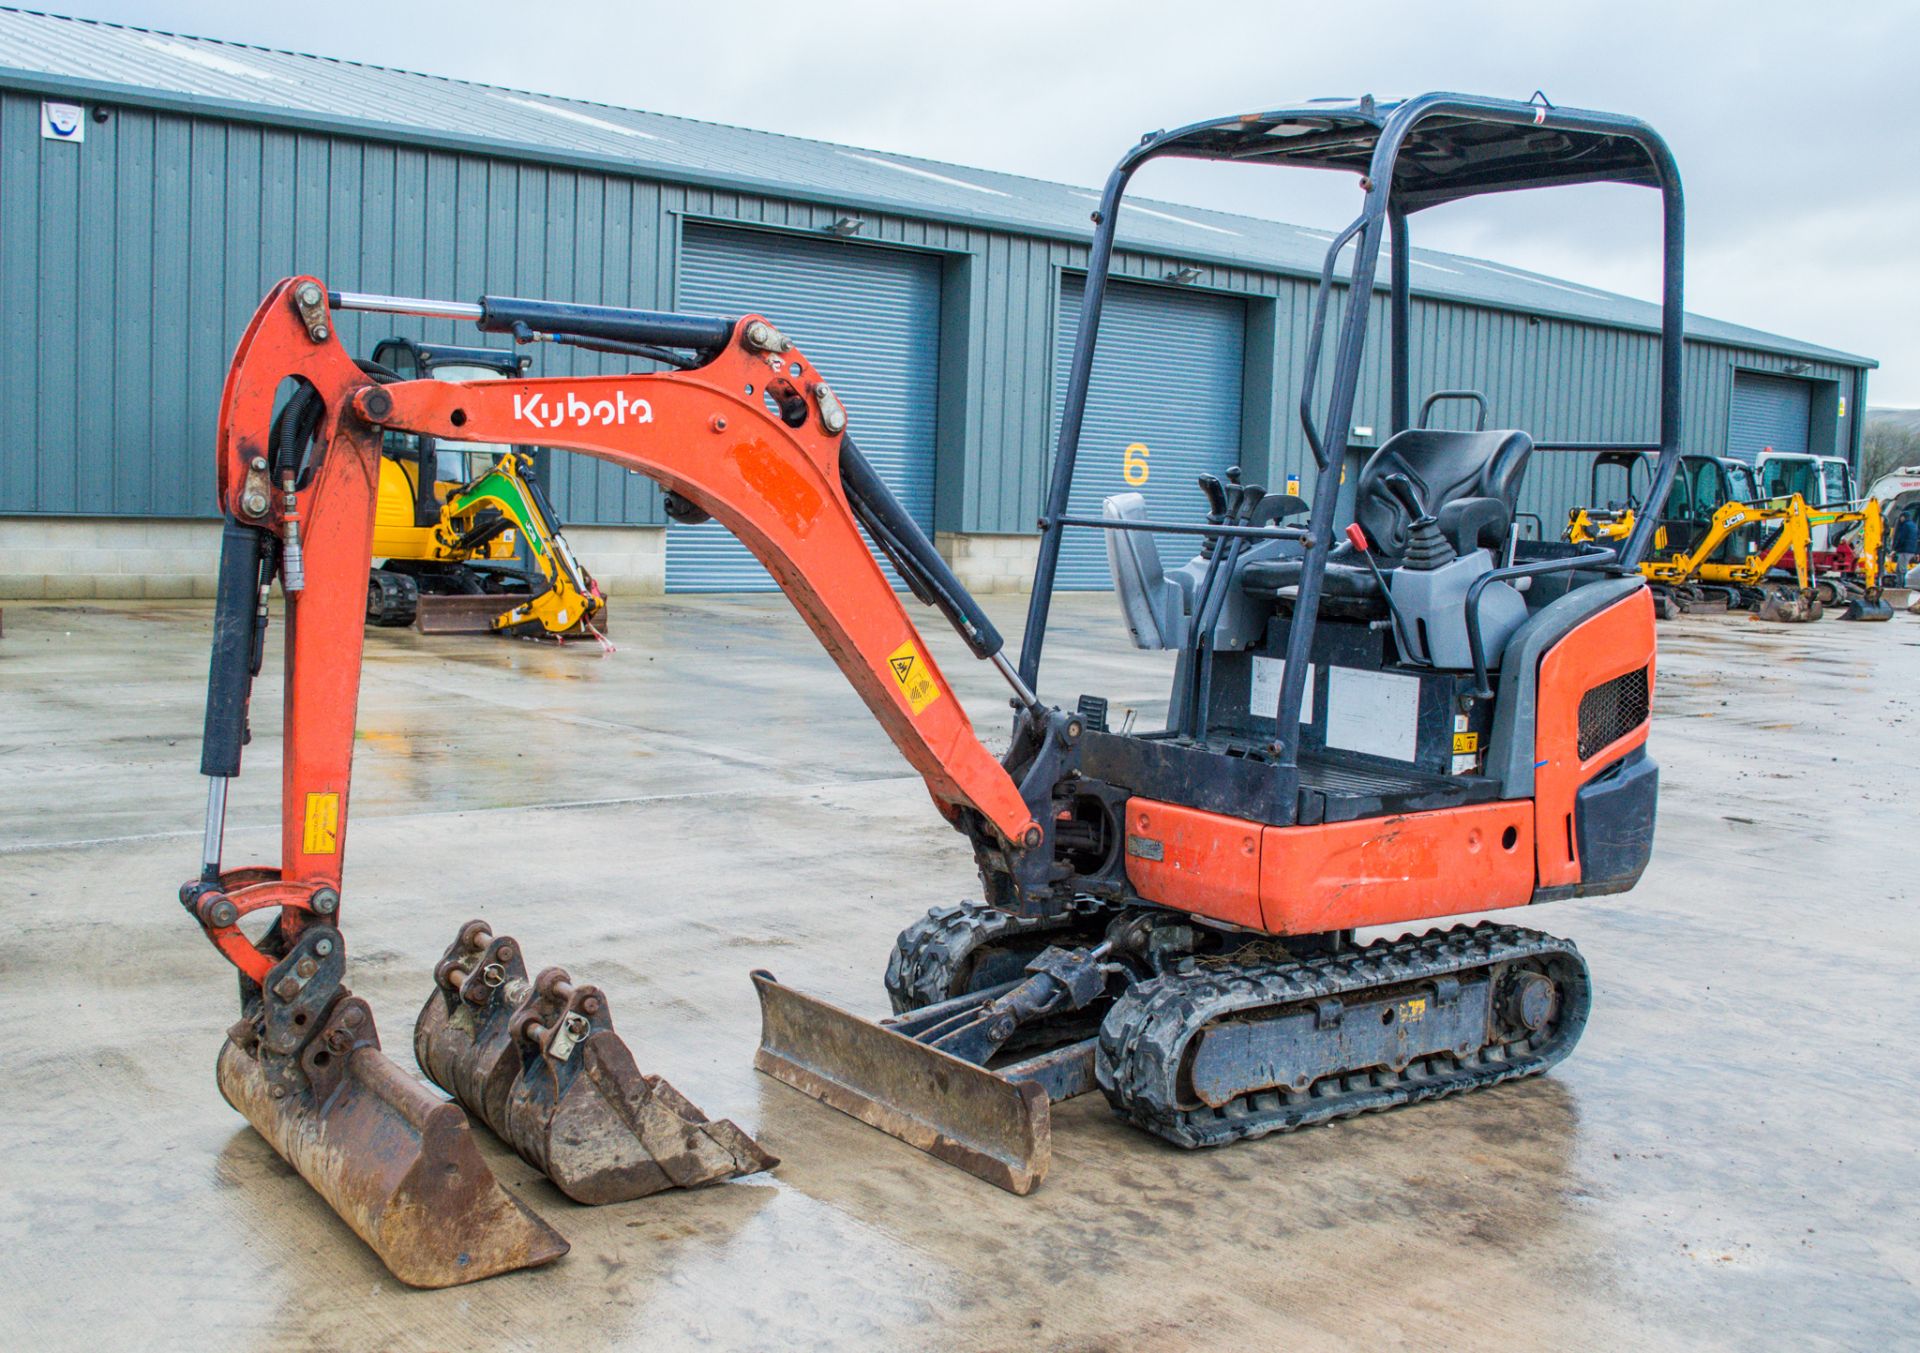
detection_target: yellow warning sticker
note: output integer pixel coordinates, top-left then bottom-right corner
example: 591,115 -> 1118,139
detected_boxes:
1399,997 -> 1428,1023
886,640 -> 942,715
302,791 -> 340,855
1452,731 -> 1480,755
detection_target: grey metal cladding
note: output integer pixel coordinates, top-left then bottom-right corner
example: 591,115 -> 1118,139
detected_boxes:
0,7 -> 1876,529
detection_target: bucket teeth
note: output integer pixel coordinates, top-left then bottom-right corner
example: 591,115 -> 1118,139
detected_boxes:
217,926 -> 569,1288
415,921 -> 776,1204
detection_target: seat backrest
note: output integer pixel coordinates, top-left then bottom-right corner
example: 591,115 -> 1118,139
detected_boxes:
1354,428 -> 1534,560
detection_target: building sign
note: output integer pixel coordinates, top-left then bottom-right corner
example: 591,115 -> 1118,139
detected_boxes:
40,101 -> 85,142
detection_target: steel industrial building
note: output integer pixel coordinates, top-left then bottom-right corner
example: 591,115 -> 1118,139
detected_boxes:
0,8 -> 1877,598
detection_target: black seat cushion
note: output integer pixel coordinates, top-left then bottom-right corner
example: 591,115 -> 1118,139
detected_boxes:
1241,550 -> 1387,619
1355,428 -> 1533,562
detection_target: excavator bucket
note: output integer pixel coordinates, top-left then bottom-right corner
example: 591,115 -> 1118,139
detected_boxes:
1841,593 -> 1895,621
751,971 -> 1053,1195
216,926 -> 569,1288
1754,585 -> 1822,623
415,922 -> 775,1204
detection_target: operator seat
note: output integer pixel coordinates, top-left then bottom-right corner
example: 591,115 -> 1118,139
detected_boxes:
1242,427 -> 1534,616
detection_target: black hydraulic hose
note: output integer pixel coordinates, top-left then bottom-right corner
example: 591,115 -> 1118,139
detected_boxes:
541,332 -> 701,369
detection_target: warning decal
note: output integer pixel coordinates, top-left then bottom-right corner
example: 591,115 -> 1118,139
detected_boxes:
885,640 -> 942,715
1452,731 -> 1480,755
303,791 -> 340,855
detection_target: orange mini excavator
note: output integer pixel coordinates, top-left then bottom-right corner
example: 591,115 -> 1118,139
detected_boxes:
182,93 -> 1686,1285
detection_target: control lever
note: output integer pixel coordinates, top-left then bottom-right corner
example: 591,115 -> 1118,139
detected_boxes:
1382,473 -> 1433,526
1383,473 -> 1455,570
1197,473 -> 1228,559
1344,522 -> 1421,664
1185,479 -> 1264,737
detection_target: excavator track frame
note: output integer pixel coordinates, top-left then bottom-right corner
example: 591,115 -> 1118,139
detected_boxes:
1097,923 -> 1590,1147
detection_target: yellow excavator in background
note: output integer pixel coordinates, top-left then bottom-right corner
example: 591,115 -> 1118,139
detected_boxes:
1638,493 -> 1889,622
1568,450 -> 1889,620
363,338 -> 606,640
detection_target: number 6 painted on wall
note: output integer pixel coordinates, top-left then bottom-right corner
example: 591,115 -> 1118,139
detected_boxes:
1123,442 -> 1150,487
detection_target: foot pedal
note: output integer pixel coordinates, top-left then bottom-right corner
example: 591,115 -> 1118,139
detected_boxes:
415,921 -> 776,1204
217,926 -> 569,1288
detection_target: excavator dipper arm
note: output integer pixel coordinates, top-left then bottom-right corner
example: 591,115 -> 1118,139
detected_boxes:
192,278 -> 1043,983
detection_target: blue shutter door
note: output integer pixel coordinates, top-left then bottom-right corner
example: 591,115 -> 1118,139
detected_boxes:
668,225 -> 941,591
1727,371 -> 1813,462
1050,276 -> 1245,589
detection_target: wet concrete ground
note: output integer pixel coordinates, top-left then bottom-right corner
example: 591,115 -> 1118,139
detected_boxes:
2,593 -> 1917,1351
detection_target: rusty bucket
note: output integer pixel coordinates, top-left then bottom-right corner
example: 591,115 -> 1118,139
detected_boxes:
216,925 -> 569,1288
414,921 -> 776,1204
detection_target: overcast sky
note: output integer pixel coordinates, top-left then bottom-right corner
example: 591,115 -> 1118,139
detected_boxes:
44,0 -> 1920,404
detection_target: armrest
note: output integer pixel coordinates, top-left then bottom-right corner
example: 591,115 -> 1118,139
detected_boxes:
1436,496 -> 1510,555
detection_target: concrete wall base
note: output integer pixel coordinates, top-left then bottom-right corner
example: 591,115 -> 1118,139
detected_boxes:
0,518 -> 1051,600
0,518 -> 223,599
566,525 -> 665,595
938,531 -> 1036,594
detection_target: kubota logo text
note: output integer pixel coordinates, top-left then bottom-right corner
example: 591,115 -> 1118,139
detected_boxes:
512,389 -> 653,431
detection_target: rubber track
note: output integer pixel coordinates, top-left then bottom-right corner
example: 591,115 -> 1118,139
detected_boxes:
883,901 -> 1100,1015
1096,922 -> 1591,1148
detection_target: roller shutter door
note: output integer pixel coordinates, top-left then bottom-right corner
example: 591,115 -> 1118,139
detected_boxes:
1051,276 -> 1245,589
668,226 -> 940,591
1727,371 -> 1813,462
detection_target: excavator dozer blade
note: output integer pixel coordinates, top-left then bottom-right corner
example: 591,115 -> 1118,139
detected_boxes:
751,970 -> 1051,1195
411,594 -> 609,638
218,975 -> 569,1289
415,922 -> 775,1205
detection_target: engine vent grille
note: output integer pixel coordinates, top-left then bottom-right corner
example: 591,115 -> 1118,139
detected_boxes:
1577,665 -> 1651,760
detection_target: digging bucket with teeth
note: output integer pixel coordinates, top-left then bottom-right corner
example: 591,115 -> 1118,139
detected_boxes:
414,921 -> 776,1204
215,924 -> 570,1288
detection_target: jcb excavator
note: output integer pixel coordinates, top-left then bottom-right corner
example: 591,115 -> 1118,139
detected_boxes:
362,337 -> 607,639
1637,493 -> 1890,621
1569,450 -> 1890,620
181,94 -> 1686,1287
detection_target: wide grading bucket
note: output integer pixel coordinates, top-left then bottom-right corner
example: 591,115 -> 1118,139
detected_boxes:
217,927 -> 568,1288
414,921 -> 775,1204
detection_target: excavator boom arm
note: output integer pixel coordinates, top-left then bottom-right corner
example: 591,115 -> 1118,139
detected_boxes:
198,279 -> 1040,979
